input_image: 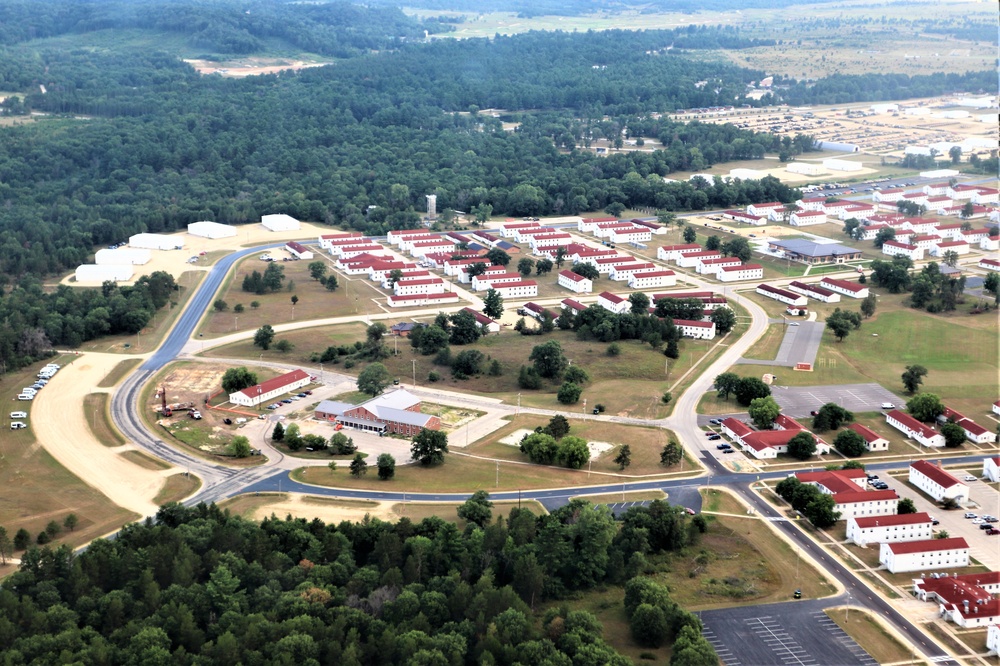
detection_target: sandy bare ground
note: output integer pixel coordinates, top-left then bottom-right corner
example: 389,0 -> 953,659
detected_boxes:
32,353 -> 174,517
184,59 -> 329,78
250,494 -> 398,523
60,220 -> 342,287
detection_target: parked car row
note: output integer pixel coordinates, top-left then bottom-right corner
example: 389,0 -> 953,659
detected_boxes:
18,363 -> 59,401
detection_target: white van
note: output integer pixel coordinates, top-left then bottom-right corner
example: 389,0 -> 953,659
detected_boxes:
880,402 -> 894,409
10,422 -> 27,430
17,394 -> 34,401
9,411 -> 27,419
21,388 -> 37,395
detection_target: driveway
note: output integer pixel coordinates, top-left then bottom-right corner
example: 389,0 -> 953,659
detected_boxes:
738,321 -> 824,368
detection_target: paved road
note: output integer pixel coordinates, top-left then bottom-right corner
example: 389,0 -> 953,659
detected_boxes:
737,320 -> 824,368
104,231 -> 974,664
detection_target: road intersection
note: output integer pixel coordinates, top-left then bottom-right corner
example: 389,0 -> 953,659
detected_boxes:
102,231 -> 974,664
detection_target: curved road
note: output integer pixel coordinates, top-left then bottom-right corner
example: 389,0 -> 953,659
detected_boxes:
107,233 -> 961,663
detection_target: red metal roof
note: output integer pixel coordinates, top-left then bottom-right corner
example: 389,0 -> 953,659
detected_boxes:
821,277 -> 866,293
237,369 -> 309,399
599,291 -> 625,304
559,270 -> 588,282
887,537 -> 968,555
833,489 -> 898,504
848,423 -> 886,443
910,459 -> 962,489
853,512 -> 931,528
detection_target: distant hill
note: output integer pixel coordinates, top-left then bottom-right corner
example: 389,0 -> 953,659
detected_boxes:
0,0 -> 443,56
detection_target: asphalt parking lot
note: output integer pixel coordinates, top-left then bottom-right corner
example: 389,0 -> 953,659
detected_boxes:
739,321 -> 825,368
701,599 -> 878,666
770,383 -> 901,418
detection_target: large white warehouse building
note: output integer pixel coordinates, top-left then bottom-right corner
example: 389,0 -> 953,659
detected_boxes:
75,264 -> 134,283
188,221 -> 237,239
95,248 -> 151,265
261,214 -> 300,232
129,233 -> 184,250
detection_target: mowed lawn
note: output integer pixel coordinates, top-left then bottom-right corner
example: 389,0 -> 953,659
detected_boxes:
727,301 -> 998,421
468,414 -> 683,477
200,254 -> 386,338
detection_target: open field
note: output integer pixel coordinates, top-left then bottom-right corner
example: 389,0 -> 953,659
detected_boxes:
153,473 -> 202,505
466,414 -> 686,477
97,358 -> 143,388
83,393 -> 126,446
742,323 -> 784,361
119,450 -> 171,471
293,431 -> 692,493
206,323 -> 723,420
728,292 -> 999,421
826,610 -> 917,665
203,321 -> 367,365
199,253 -> 386,338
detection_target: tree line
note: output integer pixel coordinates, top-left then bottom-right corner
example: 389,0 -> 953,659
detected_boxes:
0,272 -> 177,372
0,501 -> 716,664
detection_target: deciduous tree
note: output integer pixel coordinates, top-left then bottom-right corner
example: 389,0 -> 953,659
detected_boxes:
357,362 -> 392,397
411,429 -> 448,465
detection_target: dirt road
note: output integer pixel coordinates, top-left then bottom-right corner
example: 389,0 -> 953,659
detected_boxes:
32,353 -> 175,518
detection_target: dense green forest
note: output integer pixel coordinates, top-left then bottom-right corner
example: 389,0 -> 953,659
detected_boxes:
0,0 -> 442,54
0,501 -> 717,664
365,0 -> 846,16
0,1 -> 992,372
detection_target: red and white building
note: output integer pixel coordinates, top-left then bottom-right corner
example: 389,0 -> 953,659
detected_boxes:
632,219 -> 666,235
334,243 -> 385,259
607,226 -> 653,244
653,291 -> 728,309
409,238 -> 457,258
831,489 -> 900,522
514,227 -> 557,244
931,240 -> 970,257
498,221 -> 540,237
482,280 -> 538,299
609,262 -> 656,281
318,232 -> 363,250
657,244 -> 703,262
820,277 -> 869,299
522,302 -> 557,321
315,389 -> 440,436
722,417 -> 830,460
886,410 -> 945,448
367,261 -> 412,282
718,263 -> 764,282
387,229 -> 431,245
673,319 -> 716,340
914,572 -> 1000,629
747,201 -> 786,217
528,232 -> 573,251
443,258 -> 484,276
788,280 -> 841,303
558,269 -> 593,293
592,255 -> 636,273
872,188 -> 905,203
938,204 -> 989,218
756,284 -> 808,307
880,537 -> 969,573
677,250 -> 722,268
381,270 -> 430,288
471,271 -> 523,291
577,217 -> 619,233
796,197 -> 828,212
882,240 -> 924,261
979,235 -> 998,251
847,423 -> 889,452
460,308 -> 501,333
387,292 -> 460,308
597,291 -> 629,314
229,369 -> 310,408
560,298 -> 588,316
909,460 -> 968,504
628,269 -> 676,289
911,234 -> 942,252
394,277 -> 446,296
722,210 -> 766,226
697,256 -> 742,275
790,210 -> 827,226
984,456 -> 1000,483
847,512 -> 933,545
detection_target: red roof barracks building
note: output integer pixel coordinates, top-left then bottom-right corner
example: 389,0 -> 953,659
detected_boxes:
314,389 -> 440,436
229,369 -> 311,408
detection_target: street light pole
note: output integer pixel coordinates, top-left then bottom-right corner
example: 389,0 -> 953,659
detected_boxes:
411,359 -> 416,388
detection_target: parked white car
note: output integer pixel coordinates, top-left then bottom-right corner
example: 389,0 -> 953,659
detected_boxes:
10,422 -> 27,430
17,394 -> 35,401
9,411 -> 27,419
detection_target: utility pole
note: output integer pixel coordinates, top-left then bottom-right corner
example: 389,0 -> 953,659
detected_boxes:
411,359 -> 416,387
